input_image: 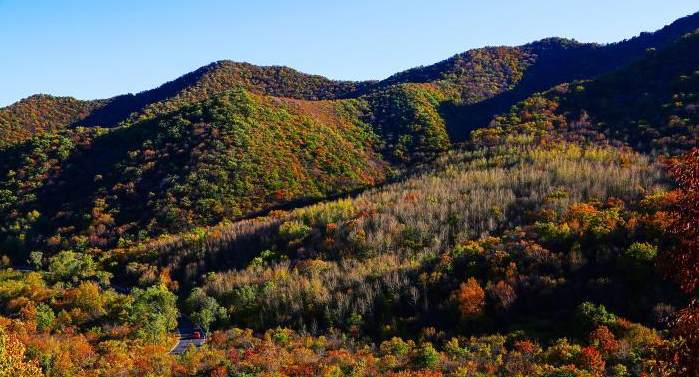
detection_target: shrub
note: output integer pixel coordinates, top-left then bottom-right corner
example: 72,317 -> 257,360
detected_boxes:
278,220 -> 312,242
622,242 -> 657,263
380,337 -> 413,357
34,303 -> 55,332
618,242 -> 657,280
536,222 -> 572,245
248,249 -> 286,268
574,302 -> 617,335
609,364 -> 628,377
417,343 -> 440,369
487,280 -> 517,310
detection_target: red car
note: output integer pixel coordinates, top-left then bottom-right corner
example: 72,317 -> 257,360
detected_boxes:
192,330 -> 202,339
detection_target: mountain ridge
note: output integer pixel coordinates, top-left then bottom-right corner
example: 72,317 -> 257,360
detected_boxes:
2,11 -> 698,147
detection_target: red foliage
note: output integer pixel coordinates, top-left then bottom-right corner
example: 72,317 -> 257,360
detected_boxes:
228,348 -> 240,362
655,304 -> 699,377
656,148 -> 699,377
663,148 -> 699,293
513,339 -> 537,355
589,326 -> 620,355
578,346 -> 605,375
672,304 -> 699,377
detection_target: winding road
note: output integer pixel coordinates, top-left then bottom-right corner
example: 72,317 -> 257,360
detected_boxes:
11,265 -> 204,354
169,315 -> 206,354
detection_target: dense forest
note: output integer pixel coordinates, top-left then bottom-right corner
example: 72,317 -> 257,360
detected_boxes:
1,11 -> 699,377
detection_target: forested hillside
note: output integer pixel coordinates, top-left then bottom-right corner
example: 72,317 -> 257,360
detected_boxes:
1,10 -> 699,377
0,95 -> 104,146
474,30 -> 699,154
0,89 -> 388,262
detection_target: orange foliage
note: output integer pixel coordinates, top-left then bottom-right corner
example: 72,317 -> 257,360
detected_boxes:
454,278 -> 485,320
487,280 -> 517,309
578,346 -> 605,376
589,326 -> 620,355
514,339 -> 537,355
387,370 -> 443,377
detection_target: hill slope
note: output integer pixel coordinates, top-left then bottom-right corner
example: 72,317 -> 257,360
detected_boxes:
0,95 -> 103,147
0,62 -> 374,146
474,29 -> 699,154
0,89 -> 387,258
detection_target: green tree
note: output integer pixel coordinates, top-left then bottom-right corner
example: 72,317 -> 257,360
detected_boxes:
128,284 -> 178,343
618,242 -> 657,281
46,250 -> 95,283
278,220 -> 312,242
574,302 -> 617,336
34,303 -> 55,332
185,288 -> 227,334
417,343 -> 440,369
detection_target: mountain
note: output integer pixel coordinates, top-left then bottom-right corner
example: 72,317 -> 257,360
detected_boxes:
1,11 -> 699,377
2,11 -> 698,148
376,11 -> 699,140
0,94 -> 103,146
0,62 -> 375,147
1,12 -> 698,263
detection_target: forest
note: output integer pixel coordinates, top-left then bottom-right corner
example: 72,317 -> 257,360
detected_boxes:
0,10 -> 698,377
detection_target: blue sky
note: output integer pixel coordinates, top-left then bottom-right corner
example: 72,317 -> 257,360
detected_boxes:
0,0 -> 697,107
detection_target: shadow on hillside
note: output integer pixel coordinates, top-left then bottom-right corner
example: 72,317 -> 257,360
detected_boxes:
437,12 -> 699,142
438,45 -> 614,141
71,65 -> 212,128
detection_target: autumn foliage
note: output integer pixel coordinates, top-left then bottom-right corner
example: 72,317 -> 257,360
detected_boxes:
0,325 -> 44,377
0,13 -> 698,377
664,148 -> 699,294
454,278 -> 485,320
656,148 -> 699,377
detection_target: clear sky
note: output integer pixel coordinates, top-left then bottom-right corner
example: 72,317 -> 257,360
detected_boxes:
1,0 -> 697,107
